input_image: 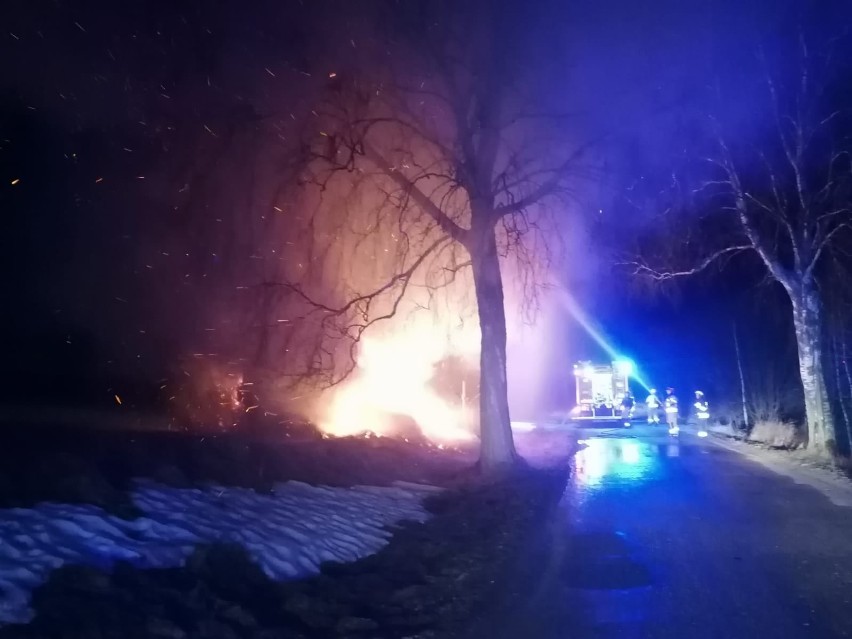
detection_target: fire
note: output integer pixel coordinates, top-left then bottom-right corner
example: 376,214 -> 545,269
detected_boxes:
320,323 -> 478,444
164,358 -> 245,430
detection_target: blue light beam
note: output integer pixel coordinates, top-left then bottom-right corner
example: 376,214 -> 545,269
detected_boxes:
556,287 -> 651,391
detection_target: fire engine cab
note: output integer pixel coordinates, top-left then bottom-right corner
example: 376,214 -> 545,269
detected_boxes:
569,360 -> 633,422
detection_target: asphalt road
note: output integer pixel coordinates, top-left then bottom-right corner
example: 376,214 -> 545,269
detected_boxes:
476,424 -> 852,639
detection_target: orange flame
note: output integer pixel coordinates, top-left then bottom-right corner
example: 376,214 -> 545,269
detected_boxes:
320,323 -> 478,444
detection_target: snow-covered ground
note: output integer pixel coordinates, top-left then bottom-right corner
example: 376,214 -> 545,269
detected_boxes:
0,479 -> 438,625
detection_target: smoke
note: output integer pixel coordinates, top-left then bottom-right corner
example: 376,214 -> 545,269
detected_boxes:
303,189 -> 578,439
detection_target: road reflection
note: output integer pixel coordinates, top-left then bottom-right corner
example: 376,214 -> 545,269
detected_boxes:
575,437 -> 671,488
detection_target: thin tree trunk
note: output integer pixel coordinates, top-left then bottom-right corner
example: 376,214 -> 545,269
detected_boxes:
240,153 -> 267,434
842,339 -> 852,442
241,285 -> 275,432
792,286 -> 835,454
470,226 -> 517,472
831,333 -> 852,449
732,320 -> 749,431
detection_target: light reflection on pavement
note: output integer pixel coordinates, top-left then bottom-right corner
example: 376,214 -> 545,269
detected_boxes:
574,437 -> 662,488
477,424 -> 852,639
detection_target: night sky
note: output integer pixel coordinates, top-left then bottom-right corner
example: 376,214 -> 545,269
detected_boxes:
2,0 -> 849,419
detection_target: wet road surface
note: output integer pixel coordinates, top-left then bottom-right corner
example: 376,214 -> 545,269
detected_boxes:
479,425 -> 852,639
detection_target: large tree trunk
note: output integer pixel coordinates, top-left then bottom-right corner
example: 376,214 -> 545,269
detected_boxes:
792,284 -> 835,454
469,226 -> 518,473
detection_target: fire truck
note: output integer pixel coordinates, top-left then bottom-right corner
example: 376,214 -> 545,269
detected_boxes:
569,360 -> 634,422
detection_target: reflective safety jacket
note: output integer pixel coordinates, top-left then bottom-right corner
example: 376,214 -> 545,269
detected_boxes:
694,398 -> 710,419
646,393 -> 661,408
665,394 -> 678,413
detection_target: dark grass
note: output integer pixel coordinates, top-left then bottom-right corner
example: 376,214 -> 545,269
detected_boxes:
0,423 -> 476,516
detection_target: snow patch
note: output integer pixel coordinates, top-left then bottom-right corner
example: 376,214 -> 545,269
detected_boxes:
0,480 -> 435,625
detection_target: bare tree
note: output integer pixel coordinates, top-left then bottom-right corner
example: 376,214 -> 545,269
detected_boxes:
732,320 -> 750,430
830,333 -> 852,447
825,262 -> 852,451
275,3 -> 597,472
632,41 -> 852,455
744,340 -> 802,426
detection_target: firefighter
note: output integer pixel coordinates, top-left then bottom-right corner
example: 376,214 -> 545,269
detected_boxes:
620,390 -> 635,427
646,388 -> 662,424
665,387 -> 679,435
693,390 -> 710,436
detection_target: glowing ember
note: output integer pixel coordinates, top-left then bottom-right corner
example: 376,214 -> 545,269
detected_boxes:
320,327 -> 478,444
164,359 -> 245,430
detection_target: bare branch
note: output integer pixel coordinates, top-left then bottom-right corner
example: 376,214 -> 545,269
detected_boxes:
362,143 -> 470,244
807,222 -> 852,278
744,190 -> 802,270
628,245 -> 752,281
494,135 -> 605,215
265,234 -> 454,387
709,129 -> 798,290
